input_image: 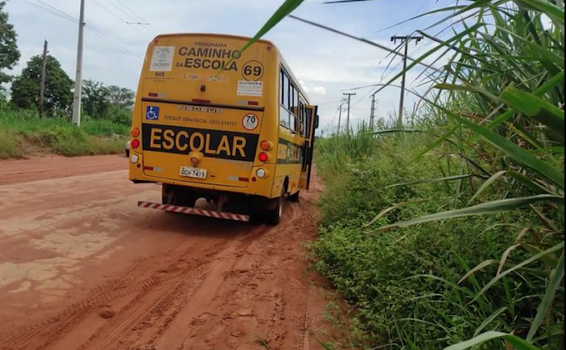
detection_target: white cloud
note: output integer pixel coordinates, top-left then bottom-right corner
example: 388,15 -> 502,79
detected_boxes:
300,80 -> 327,95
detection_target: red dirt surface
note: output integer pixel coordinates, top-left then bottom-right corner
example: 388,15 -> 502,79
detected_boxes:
0,154 -> 341,350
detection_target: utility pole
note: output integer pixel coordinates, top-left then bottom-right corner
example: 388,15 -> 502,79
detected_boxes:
343,92 -> 356,135
391,35 -> 422,128
39,40 -> 48,117
72,0 -> 86,126
369,95 -> 376,129
337,103 -> 342,135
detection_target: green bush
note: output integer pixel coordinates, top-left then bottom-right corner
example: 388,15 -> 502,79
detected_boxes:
0,129 -> 23,158
312,129 -> 563,349
0,105 -> 129,158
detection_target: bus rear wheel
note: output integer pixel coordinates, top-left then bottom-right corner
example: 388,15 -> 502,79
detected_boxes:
265,187 -> 284,226
162,184 -> 198,208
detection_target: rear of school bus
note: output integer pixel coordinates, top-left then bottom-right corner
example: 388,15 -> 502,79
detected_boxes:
128,33 -> 285,225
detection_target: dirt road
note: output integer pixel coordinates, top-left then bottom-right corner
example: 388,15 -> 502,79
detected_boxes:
0,154 -> 334,350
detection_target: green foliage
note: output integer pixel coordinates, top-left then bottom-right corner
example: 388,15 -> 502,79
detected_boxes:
10,55 -> 73,114
105,84 -> 134,110
0,105 -> 128,158
313,130 -> 563,349
0,129 -> 22,158
81,79 -> 134,121
82,79 -> 112,118
0,0 -> 20,86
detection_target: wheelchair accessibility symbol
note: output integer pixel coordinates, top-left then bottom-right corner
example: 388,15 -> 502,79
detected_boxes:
146,106 -> 160,120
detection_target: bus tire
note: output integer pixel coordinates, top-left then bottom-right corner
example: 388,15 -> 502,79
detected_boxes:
288,190 -> 299,202
162,185 -> 197,208
265,187 -> 284,226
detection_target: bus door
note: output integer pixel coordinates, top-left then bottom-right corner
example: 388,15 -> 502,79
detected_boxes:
299,105 -> 319,190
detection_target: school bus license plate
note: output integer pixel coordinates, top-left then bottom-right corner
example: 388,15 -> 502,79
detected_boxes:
179,166 -> 207,179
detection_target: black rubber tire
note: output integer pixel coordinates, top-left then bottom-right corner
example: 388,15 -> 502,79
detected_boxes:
162,187 -> 197,207
288,191 -> 299,202
265,187 -> 284,226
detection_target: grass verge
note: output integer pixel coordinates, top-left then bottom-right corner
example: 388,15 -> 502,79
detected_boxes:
0,107 -> 129,159
311,130 -> 563,350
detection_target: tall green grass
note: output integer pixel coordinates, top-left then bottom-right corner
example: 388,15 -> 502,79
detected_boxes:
314,129 -> 562,349
0,107 -> 129,158
239,0 -> 564,349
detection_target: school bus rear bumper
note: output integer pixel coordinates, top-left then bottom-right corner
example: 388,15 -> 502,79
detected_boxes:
129,162 -> 276,199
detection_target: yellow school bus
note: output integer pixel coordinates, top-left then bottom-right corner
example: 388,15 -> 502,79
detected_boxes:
128,33 -> 319,225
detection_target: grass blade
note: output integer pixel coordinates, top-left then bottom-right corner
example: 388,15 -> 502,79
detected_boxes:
458,259 -> 498,285
472,242 -> 564,303
473,307 -> 508,337
526,250 -> 565,341
486,70 -> 564,129
239,0 -> 304,54
374,195 -> 564,232
444,331 -> 543,350
449,113 -> 565,190
383,174 -> 483,189
500,88 -> 565,144
513,0 -> 565,26
467,170 -> 507,205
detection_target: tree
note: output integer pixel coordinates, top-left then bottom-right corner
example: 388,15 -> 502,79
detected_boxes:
81,80 -> 134,117
11,55 -> 73,114
82,79 -> 111,118
107,85 -> 134,111
0,1 -> 21,88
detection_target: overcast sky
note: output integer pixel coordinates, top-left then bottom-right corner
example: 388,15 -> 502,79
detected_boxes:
5,0 -> 458,133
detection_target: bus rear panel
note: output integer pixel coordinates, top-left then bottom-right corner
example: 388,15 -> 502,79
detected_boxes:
129,34 -> 279,200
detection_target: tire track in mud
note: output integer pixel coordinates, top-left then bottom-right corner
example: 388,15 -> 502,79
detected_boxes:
148,198 -> 317,350
75,224 -> 273,350
0,223 -> 264,350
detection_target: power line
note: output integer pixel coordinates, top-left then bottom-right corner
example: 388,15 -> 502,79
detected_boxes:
85,25 -> 142,60
101,0 -> 158,34
21,0 -> 142,61
91,0 -> 152,37
35,0 -> 78,22
22,0 -> 77,23
114,0 -> 162,32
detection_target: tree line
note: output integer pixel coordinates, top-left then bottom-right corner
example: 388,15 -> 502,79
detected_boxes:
0,1 -> 134,125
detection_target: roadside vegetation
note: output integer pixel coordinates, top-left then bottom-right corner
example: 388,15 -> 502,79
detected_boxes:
306,1 -> 564,349
0,1 -> 131,159
0,105 -> 128,158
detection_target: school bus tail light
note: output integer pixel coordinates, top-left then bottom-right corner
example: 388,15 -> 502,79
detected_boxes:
260,140 -> 272,151
258,152 -> 268,163
131,139 -> 140,149
131,128 -> 140,137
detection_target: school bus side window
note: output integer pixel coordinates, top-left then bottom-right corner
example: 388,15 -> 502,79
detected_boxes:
280,70 -> 290,128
